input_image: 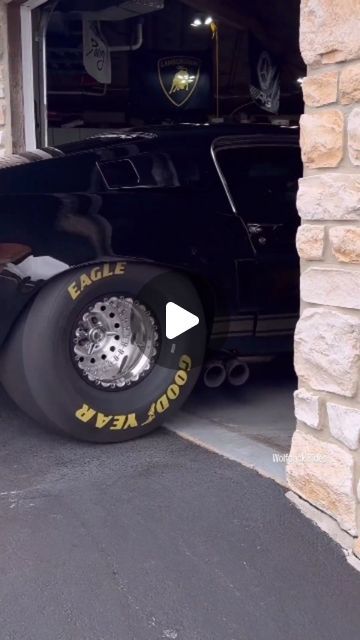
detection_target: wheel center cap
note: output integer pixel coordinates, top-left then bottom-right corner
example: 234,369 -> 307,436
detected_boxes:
89,327 -> 106,343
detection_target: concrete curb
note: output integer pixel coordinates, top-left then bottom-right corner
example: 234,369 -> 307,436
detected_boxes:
165,410 -> 287,487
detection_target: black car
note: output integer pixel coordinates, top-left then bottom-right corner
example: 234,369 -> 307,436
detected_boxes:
0,124 -> 302,443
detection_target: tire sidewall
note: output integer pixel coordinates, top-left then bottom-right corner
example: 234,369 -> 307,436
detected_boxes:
21,261 -> 206,442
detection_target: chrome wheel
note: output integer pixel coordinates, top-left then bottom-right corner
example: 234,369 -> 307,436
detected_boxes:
71,296 -> 159,390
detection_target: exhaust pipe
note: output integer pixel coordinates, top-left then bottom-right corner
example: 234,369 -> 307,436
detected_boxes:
226,359 -> 250,387
203,361 -> 227,388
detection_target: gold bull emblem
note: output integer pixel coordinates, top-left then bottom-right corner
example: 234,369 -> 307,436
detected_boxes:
158,57 -> 201,107
170,68 -> 191,94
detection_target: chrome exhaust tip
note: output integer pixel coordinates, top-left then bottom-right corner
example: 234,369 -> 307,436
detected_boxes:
203,361 -> 227,388
226,359 -> 250,387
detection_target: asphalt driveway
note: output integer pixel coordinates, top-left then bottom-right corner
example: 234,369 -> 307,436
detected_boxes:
1,386 -> 360,640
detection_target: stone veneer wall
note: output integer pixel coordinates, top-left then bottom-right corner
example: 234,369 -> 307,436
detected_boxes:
0,1 -> 12,157
0,2 -> 9,156
287,0 -> 360,538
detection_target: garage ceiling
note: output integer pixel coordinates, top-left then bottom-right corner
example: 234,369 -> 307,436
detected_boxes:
182,0 -> 301,56
58,0 -> 129,10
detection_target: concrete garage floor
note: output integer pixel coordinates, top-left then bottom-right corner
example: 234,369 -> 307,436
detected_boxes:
166,356 -> 296,487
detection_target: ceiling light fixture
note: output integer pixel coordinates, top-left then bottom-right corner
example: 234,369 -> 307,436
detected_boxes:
190,15 -> 213,27
190,14 -> 220,119
190,17 -> 202,27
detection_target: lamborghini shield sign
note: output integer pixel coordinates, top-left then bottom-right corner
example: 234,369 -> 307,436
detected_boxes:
158,56 -> 201,107
131,51 -> 211,116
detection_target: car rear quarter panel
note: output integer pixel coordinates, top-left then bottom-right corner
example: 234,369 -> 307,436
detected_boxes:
0,185 -> 224,346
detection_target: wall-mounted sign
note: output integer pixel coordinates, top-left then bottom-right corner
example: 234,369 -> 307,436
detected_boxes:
131,51 -> 212,118
83,20 -> 112,84
158,56 -> 201,108
249,35 -> 280,114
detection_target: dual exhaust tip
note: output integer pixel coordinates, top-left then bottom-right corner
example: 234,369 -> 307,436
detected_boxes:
203,358 -> 250,389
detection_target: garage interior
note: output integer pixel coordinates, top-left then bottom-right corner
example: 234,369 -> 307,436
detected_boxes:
30,0 -> 304,480
34,0 -> 304,139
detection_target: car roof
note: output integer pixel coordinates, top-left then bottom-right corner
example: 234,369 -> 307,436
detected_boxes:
57,122 -> 299,155
0,123 -> 299,173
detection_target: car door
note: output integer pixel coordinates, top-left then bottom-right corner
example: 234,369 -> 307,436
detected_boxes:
96,141 -> 257,345
214,135 -> 302,343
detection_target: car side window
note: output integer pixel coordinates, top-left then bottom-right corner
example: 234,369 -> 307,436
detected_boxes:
99,149 -> 213,191
216,146 -> 302,225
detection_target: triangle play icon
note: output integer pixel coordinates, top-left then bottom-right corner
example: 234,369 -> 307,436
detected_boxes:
166,302 -> 200,340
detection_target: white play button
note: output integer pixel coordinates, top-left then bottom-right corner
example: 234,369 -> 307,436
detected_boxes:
166,302 -> 200,340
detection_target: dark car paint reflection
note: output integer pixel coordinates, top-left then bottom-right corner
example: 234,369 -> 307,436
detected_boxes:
0,124 -> 301,356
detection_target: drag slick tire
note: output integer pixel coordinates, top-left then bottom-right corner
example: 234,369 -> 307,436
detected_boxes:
1,261 -> 206,443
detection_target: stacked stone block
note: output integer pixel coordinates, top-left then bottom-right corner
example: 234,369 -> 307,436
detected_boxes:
288,0 -> 360,538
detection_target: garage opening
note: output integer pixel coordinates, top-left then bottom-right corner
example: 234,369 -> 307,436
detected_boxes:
32,0 -> 304,480
34,1 -> 304,140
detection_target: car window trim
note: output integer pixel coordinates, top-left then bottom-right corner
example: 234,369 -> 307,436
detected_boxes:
211,134 -> 299,215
